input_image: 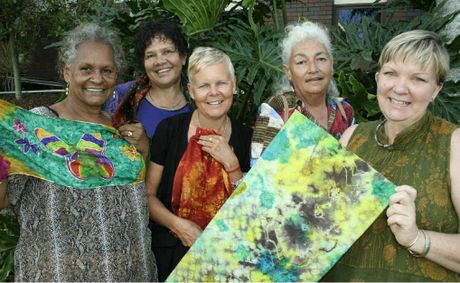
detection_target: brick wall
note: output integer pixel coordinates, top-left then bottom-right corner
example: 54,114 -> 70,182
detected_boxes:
285,0 -> 334,27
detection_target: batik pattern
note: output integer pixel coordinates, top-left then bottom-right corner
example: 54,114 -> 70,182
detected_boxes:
167,111 -> 395,282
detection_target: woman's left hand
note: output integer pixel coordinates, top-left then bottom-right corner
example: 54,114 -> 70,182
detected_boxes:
119,122 -> 150,160
386,185 -> 419,247
198,134 -> 239,171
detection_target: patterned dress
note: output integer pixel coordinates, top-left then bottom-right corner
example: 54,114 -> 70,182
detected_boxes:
322,112 -> 460,281
6,107 -> 157,282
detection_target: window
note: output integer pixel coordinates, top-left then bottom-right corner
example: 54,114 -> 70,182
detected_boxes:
334,0 -> 386,25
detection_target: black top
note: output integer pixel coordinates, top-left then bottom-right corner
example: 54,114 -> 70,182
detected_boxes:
149,112 -> 253,247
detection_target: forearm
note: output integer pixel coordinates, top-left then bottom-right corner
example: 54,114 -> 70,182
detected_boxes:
409,229 -> 460,273
147,195 -> 180,232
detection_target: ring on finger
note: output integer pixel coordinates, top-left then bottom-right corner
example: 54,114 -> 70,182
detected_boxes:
127,130 -> 133,137
209,137 -> 213,142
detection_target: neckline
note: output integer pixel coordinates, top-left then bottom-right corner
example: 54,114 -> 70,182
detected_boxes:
295,97 -> 334,130
146,88 -> 186,111
374,112 -> 433,150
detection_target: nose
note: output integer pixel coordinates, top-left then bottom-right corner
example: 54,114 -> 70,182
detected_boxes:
208,85 -> 219,96
306,61 -> 319,73
393,77 -> 409,94
155,54 -> 167,65
90,70 -> 103,83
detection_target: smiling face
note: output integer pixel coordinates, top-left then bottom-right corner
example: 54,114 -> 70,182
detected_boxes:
376,56 -> 443,127
143,36 -> 185,89
188,63 -> 235,120
63,40 -> 116,107
283,39 -> 332,101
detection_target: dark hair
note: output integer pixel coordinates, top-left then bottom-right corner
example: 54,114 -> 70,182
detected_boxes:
134,20 -> 188,66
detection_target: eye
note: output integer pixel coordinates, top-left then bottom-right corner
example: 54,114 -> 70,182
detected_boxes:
296,60 -> 306,65
80,66 -> 92,75
102,68 -> 114,77
383,71 -> 395,76
317,57 -> 328,62
198,84 -> 209,89
217,81 -> 228,86
415,77 -> 427,82
145,53 -> 155,59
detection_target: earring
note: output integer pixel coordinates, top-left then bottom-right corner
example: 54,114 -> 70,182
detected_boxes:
65,83 -> 69,96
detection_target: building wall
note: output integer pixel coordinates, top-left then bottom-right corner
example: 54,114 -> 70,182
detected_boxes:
284,0 -> 422,27
285,0 -> 334,26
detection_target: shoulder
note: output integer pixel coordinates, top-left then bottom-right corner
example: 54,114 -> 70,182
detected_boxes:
30,106 -> 58,118
116,80 -> 136,95
339,124 -> 359,147
231,118 -> 253,137
155,112 -> 191,133
266,92 -> 298,110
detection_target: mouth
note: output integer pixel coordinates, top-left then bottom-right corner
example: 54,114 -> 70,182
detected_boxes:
155,67 -> 172,75
84,88 -> 106,94
389,97 -> 411,106
305,77 -> 324,83
207,100 -> 224,105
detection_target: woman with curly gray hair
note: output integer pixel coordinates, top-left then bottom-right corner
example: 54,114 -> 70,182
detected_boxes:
0,22 -> 157,281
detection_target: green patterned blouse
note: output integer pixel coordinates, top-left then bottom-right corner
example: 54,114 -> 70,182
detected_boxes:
322,112 -> 460,281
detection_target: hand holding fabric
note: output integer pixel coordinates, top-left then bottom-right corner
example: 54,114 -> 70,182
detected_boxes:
386,185 -> 419,247
197,134 -> 239,171
118,122 -> 150,160
172,217 -> 203,247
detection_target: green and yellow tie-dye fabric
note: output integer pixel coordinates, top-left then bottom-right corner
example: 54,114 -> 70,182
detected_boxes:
0,99 -> 144,189
167,111 -> 396,282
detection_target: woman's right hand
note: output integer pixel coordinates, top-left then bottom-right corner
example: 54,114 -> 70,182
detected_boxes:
171,217 -> 203,247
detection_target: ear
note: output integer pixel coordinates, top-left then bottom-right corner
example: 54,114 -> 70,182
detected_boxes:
63,66 -> 71,84
187,83 -> 195,100
432,82 -> 443,101
283,64 -> 292,81
375,72 -> 379,83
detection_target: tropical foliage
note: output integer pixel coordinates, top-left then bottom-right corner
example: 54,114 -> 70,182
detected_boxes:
332,0 -> 460,123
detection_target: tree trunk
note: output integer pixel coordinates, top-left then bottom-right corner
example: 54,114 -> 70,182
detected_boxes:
8,35 -> 22,100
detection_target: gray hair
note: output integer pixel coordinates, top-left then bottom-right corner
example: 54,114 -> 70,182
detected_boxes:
187,47 -> 235,83
379,30 -> 450,84
280,21 -> 333,65
276,21 -> 337,97
58,22 -> 125,77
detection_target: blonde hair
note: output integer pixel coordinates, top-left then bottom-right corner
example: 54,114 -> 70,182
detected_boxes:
379,30 -> 450,84
187,47 -> 235,83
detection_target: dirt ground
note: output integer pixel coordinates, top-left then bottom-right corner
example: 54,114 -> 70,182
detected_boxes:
0,92 -> 62,109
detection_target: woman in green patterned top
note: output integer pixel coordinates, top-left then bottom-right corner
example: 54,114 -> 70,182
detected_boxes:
322,30 -> 460,281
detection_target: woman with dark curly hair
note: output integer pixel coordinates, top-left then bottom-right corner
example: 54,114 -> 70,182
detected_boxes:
108,20 -> 191,138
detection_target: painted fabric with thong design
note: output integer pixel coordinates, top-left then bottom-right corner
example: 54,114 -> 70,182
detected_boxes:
171,127 -> 232,231
167,111 -> 395,282
0,99 -> 144,189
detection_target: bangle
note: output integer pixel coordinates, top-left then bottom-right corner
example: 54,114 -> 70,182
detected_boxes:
226,165 -> 240,174
408,230 -> 431,258
405,230 -> 420,249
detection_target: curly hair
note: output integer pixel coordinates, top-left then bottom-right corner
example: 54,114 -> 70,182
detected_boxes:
57,22 -> 125,78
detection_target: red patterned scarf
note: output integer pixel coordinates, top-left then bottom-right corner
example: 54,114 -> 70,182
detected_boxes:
171,128 -> 232,230
112,75 -> 150,128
